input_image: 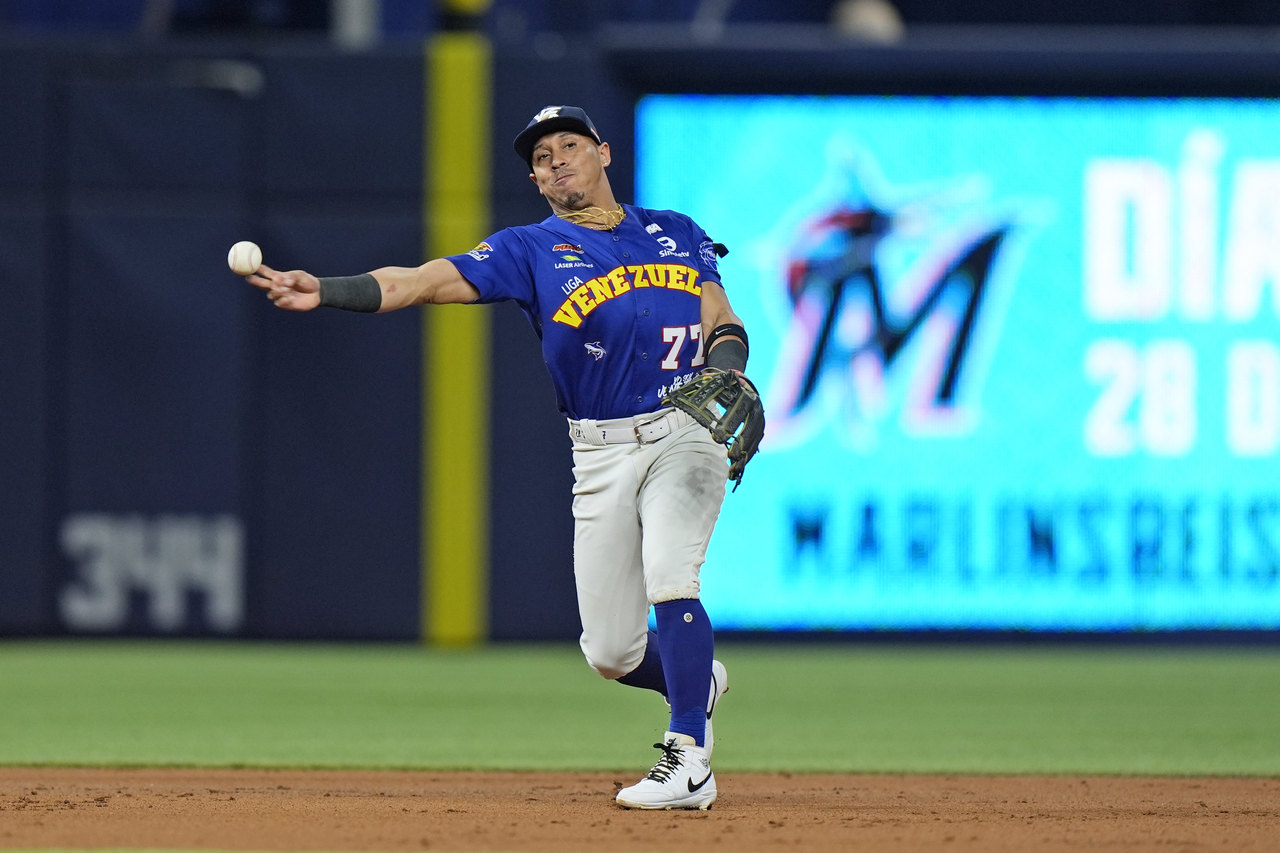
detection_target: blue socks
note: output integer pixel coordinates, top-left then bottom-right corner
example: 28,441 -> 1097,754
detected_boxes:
654,599 -> 714,747
617,630 -> 667,694
615,602 -> 716,748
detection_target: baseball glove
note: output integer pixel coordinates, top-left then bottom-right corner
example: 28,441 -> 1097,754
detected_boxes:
663,369 -> 765,490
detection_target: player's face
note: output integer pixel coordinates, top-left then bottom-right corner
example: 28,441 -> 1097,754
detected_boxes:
529,131 -> 611,210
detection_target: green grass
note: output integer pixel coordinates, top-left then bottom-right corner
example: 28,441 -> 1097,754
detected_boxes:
1,639 -> 1277,776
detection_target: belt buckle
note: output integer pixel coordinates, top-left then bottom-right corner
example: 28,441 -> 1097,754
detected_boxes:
634,412 -> 665,445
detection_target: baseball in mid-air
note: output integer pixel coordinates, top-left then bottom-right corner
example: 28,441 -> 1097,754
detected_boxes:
227,241 -> 263,276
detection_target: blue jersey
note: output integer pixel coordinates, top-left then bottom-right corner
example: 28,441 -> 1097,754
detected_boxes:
446,205 -> 722,420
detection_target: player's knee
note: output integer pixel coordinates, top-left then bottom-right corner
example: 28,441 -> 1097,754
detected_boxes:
580,635 -> 645,680
585,658 -> 629,680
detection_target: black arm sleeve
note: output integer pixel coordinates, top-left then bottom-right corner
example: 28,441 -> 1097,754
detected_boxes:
318,274 -> 382,313
706,337 -> 747,373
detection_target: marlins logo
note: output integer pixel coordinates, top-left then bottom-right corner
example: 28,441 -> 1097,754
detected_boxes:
767,140 -> 1036,449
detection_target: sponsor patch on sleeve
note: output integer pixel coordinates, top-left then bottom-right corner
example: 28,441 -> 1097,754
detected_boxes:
467,241 -> 493,261
698,239 -> 720,274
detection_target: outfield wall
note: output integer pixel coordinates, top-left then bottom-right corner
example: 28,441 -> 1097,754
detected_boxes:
3,28 -> 1279,640
0,37 -> 426,639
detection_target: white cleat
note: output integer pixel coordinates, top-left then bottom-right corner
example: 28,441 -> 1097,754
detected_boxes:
616,732 -> 717,810
704,659 -> 728,759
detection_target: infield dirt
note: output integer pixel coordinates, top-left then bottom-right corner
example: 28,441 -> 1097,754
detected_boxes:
0,767 -> 1276,852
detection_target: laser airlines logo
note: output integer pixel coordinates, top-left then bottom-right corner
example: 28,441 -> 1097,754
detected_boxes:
766,140 -> 1040,450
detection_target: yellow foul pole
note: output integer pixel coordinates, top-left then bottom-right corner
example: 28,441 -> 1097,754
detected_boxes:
423,27 -> 492,645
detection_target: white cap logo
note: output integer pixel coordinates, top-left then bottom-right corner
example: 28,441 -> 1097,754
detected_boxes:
533,106 -> 562,122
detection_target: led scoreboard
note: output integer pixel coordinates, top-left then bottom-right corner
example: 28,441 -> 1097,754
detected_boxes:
637,95 -> 1280,631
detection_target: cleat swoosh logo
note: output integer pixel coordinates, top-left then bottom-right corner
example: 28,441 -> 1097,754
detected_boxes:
687,771 -> 713,793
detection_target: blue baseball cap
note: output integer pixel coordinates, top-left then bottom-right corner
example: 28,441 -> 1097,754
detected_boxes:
514,105 -> 603,166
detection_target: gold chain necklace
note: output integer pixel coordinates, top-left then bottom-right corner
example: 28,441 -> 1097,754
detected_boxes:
558,205 -> 626,231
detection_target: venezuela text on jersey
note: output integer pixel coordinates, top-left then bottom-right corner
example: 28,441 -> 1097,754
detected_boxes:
553,263 -> 703,328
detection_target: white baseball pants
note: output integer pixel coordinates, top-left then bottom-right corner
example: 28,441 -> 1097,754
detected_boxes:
568,408 -> 728,680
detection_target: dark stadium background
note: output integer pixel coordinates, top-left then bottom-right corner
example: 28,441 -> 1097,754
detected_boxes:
3,0 -> 1279,642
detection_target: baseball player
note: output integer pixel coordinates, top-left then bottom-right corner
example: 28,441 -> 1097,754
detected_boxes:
242,105 -> 752,810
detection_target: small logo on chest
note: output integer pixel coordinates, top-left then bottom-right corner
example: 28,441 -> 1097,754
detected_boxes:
655,235 -> 689,258
584,342 -> 607,361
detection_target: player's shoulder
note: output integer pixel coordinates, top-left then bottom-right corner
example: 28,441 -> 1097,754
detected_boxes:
629,207 -> 711,250
470,221 -> 548,256
630,207 -> 726,281
490,221 -> 545,242
632,206 -> 720,249
508,217 -> 599,257
631,206 -> 702,232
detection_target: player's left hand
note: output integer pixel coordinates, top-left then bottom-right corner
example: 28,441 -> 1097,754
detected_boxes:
663,368 -> 766,490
